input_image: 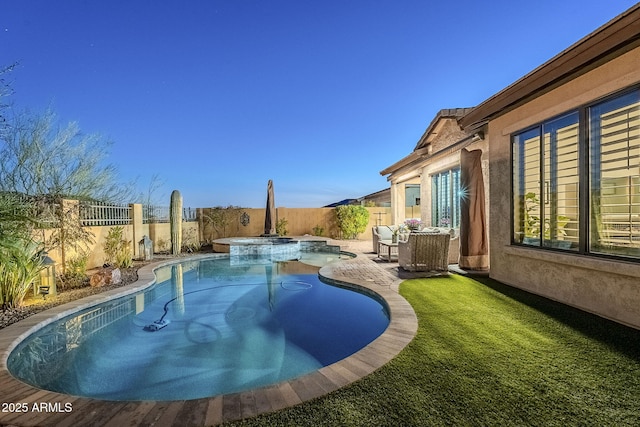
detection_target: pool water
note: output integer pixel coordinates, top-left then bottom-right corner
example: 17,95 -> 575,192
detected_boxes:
8,254 -> 389,401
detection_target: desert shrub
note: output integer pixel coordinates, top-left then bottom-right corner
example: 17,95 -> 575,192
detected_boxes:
155,237 -> 170,253
182,227 -> 200,253
203,206 -> 242,239
60,251 -> 89,290
115,244 -> 133,268
103,226 -> 132,268
312,225 -> 324,236
276,218 -> 288,236
334,205 -> 370,239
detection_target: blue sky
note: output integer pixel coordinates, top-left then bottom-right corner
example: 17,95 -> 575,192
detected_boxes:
2,1 -> 638,208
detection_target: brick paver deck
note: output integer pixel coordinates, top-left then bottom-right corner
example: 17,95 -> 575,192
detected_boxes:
0,240 -> 417,426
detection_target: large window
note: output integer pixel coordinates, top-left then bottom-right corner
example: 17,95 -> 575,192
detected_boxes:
432,168 -> 460,228
589,91 -> 640,256
513,112 -> 580,250
512,87 -> 640,259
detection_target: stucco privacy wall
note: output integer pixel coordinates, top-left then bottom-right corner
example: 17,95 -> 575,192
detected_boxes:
44,206 -> 392,270
41,225 -> 135,273
488,46 -> 640,329
198,206 -> 392,241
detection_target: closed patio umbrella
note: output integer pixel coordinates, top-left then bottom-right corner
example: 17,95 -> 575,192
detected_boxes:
459,149 -> 489,270
264,179 -> 277,236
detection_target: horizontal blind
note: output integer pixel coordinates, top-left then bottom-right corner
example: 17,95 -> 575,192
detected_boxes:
598,101 -> 640,247
544,120 -> 579,247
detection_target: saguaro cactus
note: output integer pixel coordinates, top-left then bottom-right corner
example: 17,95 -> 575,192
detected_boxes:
170,190 -> 183,255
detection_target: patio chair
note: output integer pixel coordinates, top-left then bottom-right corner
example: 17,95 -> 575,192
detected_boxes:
421,227 -> 459,265
372,225 -> 398,254
398,231 -> 451,272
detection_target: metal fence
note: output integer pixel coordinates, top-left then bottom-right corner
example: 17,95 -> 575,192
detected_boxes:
3,195 -> 198,227
142,205 -> 197,224
80,201 -> 132,226
2,193 -> 59,227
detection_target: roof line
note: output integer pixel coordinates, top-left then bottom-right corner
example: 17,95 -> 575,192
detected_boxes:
414,108 -> 474,150
459,3 -> 640,129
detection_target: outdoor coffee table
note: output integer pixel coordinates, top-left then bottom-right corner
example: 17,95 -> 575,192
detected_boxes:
378,239 -> 399,262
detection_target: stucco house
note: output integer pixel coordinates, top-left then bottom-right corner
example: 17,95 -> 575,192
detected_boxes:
459,4 -> 640,329
380,108 -> 489,225
380,108 -> 490,267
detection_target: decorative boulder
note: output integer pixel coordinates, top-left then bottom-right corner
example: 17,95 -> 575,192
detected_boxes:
90,267 -> 122,287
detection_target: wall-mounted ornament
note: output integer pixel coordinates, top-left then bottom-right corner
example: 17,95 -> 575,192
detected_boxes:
240,211 -> 250,227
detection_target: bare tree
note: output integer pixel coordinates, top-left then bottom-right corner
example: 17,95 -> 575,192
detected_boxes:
0,63 -> 18,141
138,173 -> 166,206
0,108 -> 132,202
0,108 -> 135,273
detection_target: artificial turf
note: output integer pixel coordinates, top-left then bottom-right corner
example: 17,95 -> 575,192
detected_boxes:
224,274 -> 640,426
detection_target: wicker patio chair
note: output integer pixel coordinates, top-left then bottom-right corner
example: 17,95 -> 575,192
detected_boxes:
372,225 -> 398,254
398,232 -> 451,272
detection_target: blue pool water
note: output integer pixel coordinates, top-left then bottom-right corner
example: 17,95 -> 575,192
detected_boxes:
8,254 -> 389,401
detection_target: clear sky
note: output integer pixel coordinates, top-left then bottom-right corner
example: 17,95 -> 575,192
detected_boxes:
2,1 -> 638,208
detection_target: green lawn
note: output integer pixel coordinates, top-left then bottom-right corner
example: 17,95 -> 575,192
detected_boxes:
225,275 -> 640,426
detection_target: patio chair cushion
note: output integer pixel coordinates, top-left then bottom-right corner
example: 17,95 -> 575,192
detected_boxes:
375,225 -> 396,240
421,226 -> 456,238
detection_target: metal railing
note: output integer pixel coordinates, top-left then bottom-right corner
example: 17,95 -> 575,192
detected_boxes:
6,194 -> 201,227
143,205 -> 197,224
80,201 -> 132,226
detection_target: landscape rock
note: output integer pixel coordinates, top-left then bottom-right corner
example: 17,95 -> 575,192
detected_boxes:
90,267 -> 122,287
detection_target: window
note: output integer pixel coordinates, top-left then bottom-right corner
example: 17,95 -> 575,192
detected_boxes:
432,168 -> 460,228
512,87 -> 640,259
405,184 -> 420,207
513,112 -> 580,250
589,91 -> 640,257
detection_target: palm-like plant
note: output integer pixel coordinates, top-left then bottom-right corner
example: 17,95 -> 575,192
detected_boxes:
0,193 -> 46,309
0,240 -> 44,309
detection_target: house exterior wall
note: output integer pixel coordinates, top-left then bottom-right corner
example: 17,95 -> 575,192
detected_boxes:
385,116 -> 490,261
428,117 -> 469,153
388,117 -> 482,225
390,182 -> 405,224
419,138 -> 489,228
488,45 -> 640,329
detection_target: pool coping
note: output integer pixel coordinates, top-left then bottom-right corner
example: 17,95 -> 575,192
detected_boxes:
0,252 -> 418,426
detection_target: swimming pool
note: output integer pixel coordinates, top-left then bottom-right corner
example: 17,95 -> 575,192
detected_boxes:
8,253 -> 389,401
